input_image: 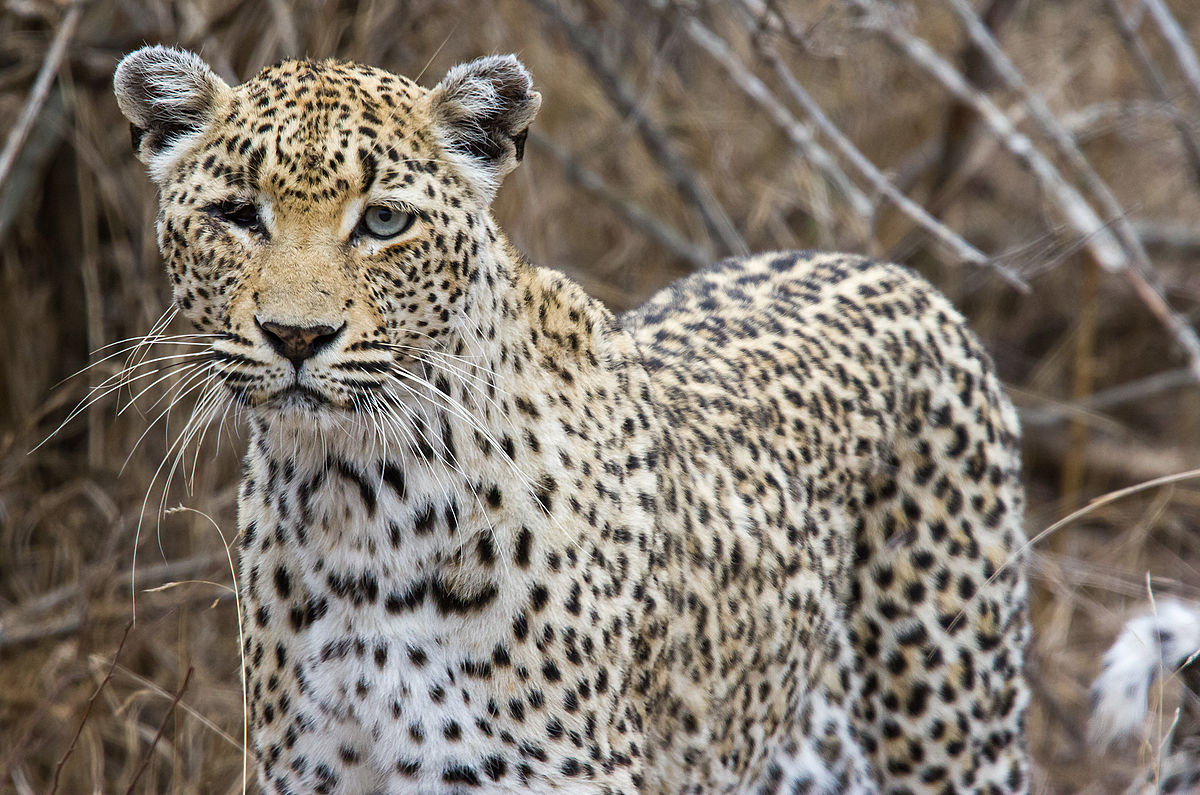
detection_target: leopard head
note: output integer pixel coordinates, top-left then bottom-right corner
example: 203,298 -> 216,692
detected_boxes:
113,46 -> 540,422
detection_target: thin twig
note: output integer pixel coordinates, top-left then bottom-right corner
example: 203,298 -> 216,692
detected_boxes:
1018,366 -> 1199,427
1104,0 -> 1200,184
0,1 -> 84,204
858,0 -> 1200,376
1061,260 -> 1099,512
712,21 -> 1027,288
1082,367 -> 1199,412
943,0 -> 1151,261
855,2 -> 1123,266
943,0 -> 1195,282
939,0 -> 1200,496
926,0 -> 1018,205
50,620 -> 133,795
529,0 -> 748,257
529,131 -> 709,268
123,666 -> 193,795
0,579 -> 235,653
681,17 -> 874,219
1141,0 -> 1200,116
1026,656 -> 1088,748
1061,99 -> 1176,140
1007,467 -> 1200,585
0,552 -> 227,640
106,660 -> 241,750
1135,219 -> 1200,257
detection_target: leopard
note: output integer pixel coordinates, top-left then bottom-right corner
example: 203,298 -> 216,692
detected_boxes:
112,45 -> 1031,794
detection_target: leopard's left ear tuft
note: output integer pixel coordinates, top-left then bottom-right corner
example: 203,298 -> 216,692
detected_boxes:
114,45 -> 229,168
430,55 -> 541,193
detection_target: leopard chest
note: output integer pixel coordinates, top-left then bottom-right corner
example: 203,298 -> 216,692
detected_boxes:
233,439 -> 648,793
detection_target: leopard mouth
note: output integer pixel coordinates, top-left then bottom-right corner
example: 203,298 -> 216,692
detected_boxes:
224,368 -> 395,416
268,384 -> 334,409
236,382 -> 340,414
271,386 -> 328,408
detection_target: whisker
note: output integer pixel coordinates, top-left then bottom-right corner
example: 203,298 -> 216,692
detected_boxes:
128,366 -> 222,621
384,325 -> 582,552
385,368 -> 534,494
51,338 -> 215,390
125,305 -> 180,373
409,350 -> 506,393
384,385 -> 507,567
412,356 -> 509,418
379,340 -> 485,365
147,377 -> 226,567
121,360 -> 212,416
120,363 -> 219,475
33,358 -> 211,452
183,380 -> 231,494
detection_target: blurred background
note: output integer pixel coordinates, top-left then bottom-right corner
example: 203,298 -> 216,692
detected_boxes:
2,0 -> 1199,791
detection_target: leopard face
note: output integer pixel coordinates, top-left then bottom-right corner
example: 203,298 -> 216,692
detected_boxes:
115,47 -> 539,422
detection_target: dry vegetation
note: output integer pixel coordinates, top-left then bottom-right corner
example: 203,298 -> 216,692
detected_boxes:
2,0 -> 1199,792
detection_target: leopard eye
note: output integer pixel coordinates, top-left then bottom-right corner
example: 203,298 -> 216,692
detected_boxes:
359,205 -> 414,239
212,200 -> 261,231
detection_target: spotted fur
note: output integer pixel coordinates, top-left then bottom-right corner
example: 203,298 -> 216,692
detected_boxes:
114,46 -> 1030,794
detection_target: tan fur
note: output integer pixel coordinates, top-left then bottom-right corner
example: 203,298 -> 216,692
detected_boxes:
115,47 -> 1030,794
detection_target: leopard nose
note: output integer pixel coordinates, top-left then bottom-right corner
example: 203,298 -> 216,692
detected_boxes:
256,319 -> 345,368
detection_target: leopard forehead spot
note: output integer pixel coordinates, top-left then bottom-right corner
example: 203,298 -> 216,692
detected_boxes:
115,47 -> 1032,795
232,60 -> 422,179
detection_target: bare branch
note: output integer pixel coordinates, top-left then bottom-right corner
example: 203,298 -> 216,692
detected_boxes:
530,131 -> 710,269
680,19 -> 874,220
0,1 -> 84,211
856,5 -> 1121,264
926,0 -> 1019,203
123,666 -> 193,795
942,0 -> 1146,255
1060,100 -> 1176,140
1103,0 -> 1200,184
0,553 -> 228,650
1085,367 -> 1197,414
942,0 -> 1200,380
51,621 -> 133,795
1142,0 -> 1200,115
693,11 -> 1026,288
529,0 -> 748,257
855,0 -> 1200,377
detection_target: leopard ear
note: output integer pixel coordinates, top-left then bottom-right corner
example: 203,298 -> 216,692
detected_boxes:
430,55 -> 541,193
114,45 -> 228,168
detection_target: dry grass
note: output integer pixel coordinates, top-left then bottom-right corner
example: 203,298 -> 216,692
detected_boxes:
2,0 -> 1200,792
